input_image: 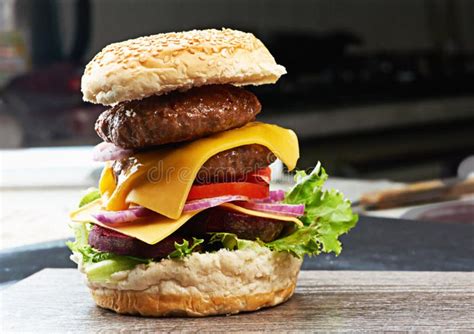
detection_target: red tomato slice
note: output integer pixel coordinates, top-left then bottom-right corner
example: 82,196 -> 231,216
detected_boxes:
244,167 -> 272,184
187,182 -> 269,201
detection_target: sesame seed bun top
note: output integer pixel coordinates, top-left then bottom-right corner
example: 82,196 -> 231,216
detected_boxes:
81,28 -> 286,106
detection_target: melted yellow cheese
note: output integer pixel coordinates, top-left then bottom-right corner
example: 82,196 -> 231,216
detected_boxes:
70,199 -> 303,245
70,199 -> 203,244
100,122 -> 299,219
98,162 -> 115,202
220,203 -> 303,227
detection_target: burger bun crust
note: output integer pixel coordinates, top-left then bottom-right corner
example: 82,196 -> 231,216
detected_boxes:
81,29 -> 286,106
83,247 -> 302,317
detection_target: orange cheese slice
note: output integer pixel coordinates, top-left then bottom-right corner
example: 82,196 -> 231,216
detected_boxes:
99,122 -> 299,219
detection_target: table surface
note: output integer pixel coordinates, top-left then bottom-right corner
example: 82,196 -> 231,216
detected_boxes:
1,269 -> 473,332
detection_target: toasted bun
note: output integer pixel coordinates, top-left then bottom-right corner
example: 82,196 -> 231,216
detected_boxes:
83,247 -> 302,317
82,29 -> 286,106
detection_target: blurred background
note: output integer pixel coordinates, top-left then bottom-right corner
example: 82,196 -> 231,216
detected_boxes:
0,0 -> 473,281
1,0 -> 474,180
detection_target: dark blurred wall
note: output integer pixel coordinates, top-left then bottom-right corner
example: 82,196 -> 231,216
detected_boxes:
15,0 -> 473,61
4,0 -> 474,181
84,0 -> 474,58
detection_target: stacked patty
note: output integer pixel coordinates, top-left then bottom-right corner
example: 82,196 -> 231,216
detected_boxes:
95,85 -> 261,148
89,84 -> 286,258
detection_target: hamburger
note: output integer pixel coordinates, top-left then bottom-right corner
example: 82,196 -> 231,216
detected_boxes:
68,28 -> 358,317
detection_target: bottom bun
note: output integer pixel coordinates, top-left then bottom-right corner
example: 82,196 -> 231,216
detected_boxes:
84,247 -> 302,317
90,281 -> 297,317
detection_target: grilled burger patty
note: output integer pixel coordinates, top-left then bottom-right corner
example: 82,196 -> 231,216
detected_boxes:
112,144 -> 276,184
95,84 -> 261,149
89,208 -> 287,258
188,207 -> 286,242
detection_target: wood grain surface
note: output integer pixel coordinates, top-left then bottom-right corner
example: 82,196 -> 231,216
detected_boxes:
1,269 -> 473,332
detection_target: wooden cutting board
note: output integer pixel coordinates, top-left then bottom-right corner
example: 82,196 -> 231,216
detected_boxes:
1,269 -> 473,332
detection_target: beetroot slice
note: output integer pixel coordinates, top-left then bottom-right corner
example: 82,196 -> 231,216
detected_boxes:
88,225 -> 188,259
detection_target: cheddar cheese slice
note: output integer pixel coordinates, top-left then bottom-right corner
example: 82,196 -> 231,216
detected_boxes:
70,199 -> 203,245
98,161 -> 115,202
100,122 -> 299,219
70,199 -> 303,245
220,203 -> 303,227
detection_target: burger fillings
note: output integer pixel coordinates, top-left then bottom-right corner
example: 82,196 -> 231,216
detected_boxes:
67,28 -> 358,317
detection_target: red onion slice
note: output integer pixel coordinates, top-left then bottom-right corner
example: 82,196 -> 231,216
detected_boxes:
92,142 -> 133,162
92,207 -> 154,224
93,195 -> 251,224
269,190 -> 286,202
235,202 -> 305,217
253,189 -> 286,203
183,195 -> 250,213
91,191 -> 293,224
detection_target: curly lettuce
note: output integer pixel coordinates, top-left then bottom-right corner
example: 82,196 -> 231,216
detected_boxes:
265,224 -> 322,258
168,238 -> 204,259
209,232 -> 262,251
280,162 -> 358,256
208,162 -> 358,258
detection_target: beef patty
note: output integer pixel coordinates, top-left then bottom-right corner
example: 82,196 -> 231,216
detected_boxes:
113,144 -> 276,184
89,207 -> 287,259
187,207 -> 286,242
95,84 -> 261,149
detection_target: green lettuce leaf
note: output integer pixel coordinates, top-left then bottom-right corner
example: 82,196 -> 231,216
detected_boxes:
78,188 -> 101,207
66,222 -> 151,282
208,229 -> 320,259
73,244 -> 150,282
283,162 -> 358,256
168,238 -> 204,259
265,224 -> 321,258
208,228 -> 321,259
208,232 -> 261,251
